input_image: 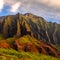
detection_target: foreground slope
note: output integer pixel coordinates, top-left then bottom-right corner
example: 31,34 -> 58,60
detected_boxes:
0,35 -> 60,58
13,35 -> 60,58
0,35 -> 60,60
0,48 -> 60,60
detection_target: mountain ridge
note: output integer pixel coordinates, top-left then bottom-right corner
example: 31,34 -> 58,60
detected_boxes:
0,13 -> 60,46
0,13 -> 60,59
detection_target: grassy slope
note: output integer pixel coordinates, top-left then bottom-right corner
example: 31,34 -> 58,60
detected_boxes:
0,35 -> 60,60
0,48 -> 60,60
18,35 -> 38,44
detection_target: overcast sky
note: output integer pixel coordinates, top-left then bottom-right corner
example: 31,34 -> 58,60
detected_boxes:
0,0 -> 60,23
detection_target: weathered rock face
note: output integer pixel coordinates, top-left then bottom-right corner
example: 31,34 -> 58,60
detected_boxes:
0,13 -> 60,46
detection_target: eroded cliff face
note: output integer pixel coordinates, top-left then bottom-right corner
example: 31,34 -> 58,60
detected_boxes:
0,13 -> 60,46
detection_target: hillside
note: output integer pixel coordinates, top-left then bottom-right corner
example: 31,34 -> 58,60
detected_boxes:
0,48 -> 60,60
0,13 -> 60,60
0,35 -> 60,60
13,35 -> 60,57
0,35 -> 60,58
0,13 -> 60,46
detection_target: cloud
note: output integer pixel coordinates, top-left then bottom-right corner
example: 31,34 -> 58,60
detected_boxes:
0,0 -> 5,11
0,0 -> 60,23
4,0 -> 18,5
18,0 -> 60,20
10,2 -> 21,12
42,0 -> 60,8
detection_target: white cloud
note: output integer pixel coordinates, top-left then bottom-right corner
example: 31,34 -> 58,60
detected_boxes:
0,0 -> 60,23
4,0 -> 19,5
36,0 -> 60,8
10,2 -> 21,12
0,0 -> 5,11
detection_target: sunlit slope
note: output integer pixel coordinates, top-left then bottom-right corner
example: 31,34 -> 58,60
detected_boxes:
13,35 -> 60,58
0,48 -> 60,60
0,35 -> 60,57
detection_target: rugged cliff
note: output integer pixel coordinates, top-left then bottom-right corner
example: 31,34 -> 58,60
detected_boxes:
0,13 -> 60,46
0,13 -> 60,58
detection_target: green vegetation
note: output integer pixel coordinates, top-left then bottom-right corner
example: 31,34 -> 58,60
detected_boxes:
19,35 -> 40,45
0,34 -> 4,40
6,37 -> 18,45
19,35 -> 31,44
0,48 -> 60,60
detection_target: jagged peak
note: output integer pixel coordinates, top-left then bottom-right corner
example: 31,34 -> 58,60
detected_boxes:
24,13 -> 33,15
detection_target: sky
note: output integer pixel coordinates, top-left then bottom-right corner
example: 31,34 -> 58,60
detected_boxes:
0,0 -> 60,23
